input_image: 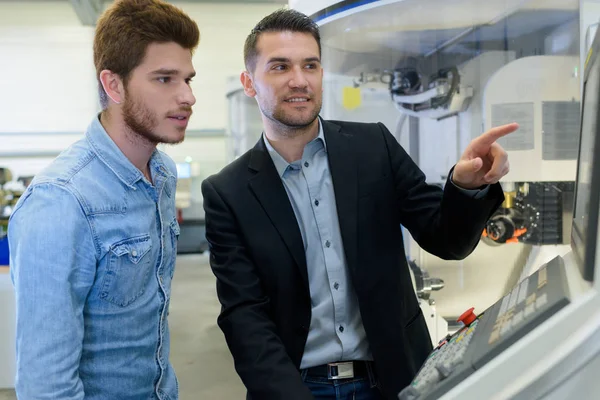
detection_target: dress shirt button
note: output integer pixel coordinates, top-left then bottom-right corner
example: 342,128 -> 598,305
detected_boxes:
304,161 -> 309,167
339,326 -> 344,333
325,240 -> 331,248
314,199 -> 319,206
334,282 -> 339,290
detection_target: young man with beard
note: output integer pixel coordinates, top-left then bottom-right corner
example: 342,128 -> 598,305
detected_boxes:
201,8 -> 518,400
8,1 -> 198,398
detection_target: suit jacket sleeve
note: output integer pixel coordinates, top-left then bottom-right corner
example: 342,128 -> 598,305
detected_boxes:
378,122 -> 505,260
201,178 -> 313,400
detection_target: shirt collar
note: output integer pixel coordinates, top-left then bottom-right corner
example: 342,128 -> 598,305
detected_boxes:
85,114 -> 171,188
263,118 -> 326,178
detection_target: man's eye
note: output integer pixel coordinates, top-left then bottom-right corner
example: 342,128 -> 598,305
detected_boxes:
273,65 -> 286,71
158,77 -> 171,83
185,78 -> 194,85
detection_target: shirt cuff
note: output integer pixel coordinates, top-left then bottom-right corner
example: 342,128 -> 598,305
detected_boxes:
449,171 -> 490,199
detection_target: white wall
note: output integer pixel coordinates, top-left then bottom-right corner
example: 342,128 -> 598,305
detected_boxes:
0,2 -> 93,178
0,1 -> 282,180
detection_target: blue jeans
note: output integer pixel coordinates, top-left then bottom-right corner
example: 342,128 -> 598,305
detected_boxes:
301,369 -> 385,400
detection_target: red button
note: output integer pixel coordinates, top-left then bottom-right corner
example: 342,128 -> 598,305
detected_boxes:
457,307 -> 477,326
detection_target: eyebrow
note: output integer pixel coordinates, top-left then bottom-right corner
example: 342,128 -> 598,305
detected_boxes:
150,68 -> 196,78
266,57 -> 321,64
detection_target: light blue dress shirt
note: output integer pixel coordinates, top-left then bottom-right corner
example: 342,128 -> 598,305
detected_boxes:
264,121 -> 372,369
263,119 -> 489,370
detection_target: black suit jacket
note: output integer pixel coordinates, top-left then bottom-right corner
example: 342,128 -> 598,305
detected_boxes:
201,120 -> 504,400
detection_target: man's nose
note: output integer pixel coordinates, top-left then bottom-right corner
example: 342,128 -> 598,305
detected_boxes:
289,66 -> 309,89
179,83 -> 196,107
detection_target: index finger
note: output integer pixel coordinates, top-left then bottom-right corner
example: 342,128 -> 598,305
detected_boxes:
475,123 -> 519,146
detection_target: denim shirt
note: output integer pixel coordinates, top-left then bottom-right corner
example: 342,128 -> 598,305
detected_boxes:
8,116 -> 180,400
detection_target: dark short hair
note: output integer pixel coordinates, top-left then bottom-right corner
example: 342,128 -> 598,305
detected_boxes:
244,8 -> 321,72
94,0 -> 200,109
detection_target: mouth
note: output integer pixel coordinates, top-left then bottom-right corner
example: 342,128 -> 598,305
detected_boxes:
167,113 -> 191,127
284,97 -> 310,104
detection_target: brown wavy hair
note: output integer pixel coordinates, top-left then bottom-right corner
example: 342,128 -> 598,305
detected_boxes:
93,0 -> 200,108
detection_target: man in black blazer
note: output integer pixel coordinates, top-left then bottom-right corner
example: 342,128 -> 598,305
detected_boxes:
202,9 -> 516,400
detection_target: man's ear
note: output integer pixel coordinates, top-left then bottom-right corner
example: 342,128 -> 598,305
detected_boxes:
99,70 -> 125,105
240,71 -> 256,98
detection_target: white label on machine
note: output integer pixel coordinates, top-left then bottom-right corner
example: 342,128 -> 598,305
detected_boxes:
542,101 -> 581,160
492,103 -> 534,151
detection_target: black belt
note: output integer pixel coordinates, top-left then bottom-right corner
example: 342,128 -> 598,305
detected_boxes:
304,361 -> 372,380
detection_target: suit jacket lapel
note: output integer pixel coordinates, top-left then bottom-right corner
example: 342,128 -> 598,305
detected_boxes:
247,138 -> 309,290
323,121 -> 359,274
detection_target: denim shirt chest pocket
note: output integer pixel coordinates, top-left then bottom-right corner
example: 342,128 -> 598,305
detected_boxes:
100,235 -> 153,307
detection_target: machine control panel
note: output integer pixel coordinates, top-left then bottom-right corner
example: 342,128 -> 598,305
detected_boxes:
398,255 -> 570,400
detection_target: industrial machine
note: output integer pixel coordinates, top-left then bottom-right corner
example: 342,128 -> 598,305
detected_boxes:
286,0 -> 600,398
395,25 -> 600,398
